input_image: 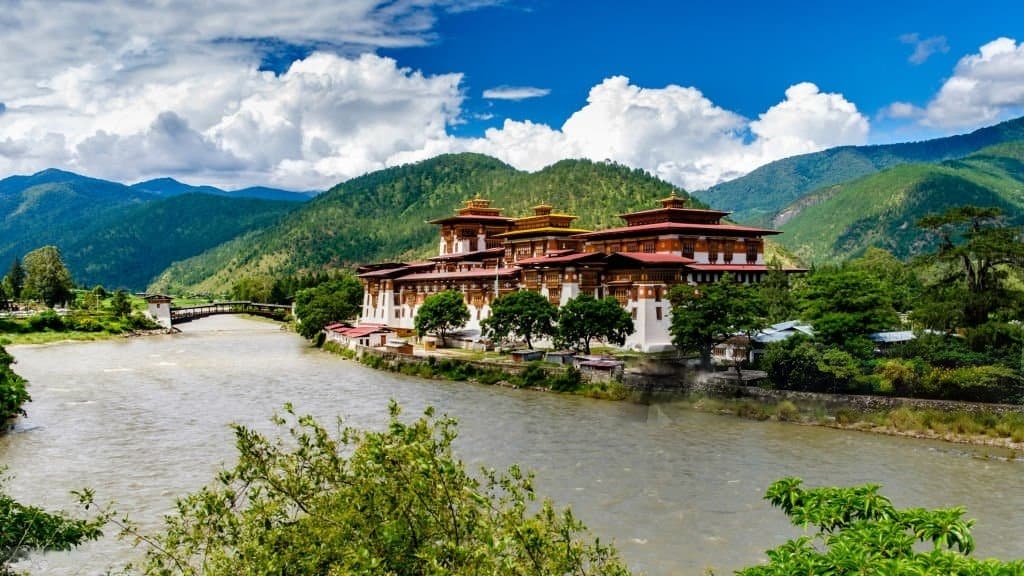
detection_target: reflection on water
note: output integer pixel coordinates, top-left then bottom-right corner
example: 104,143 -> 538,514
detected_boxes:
2,316 -> 1022,575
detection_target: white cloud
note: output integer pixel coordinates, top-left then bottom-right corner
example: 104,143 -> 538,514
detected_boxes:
878,101 -> 924,120
482,86 -> 551,100
460,78 -> 868,191
0,1 -> 871,193
900,33 -> 949,65
923,37 -> 1024,128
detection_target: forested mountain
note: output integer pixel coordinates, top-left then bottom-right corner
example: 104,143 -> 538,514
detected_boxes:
149,154 -> 691,294
0,168 -> 307,290
693,115 -> 1024,225
64,194 -> 299,290
774,142 -> 1024,263
0,169 -> 153,273
131,178 -> 315,202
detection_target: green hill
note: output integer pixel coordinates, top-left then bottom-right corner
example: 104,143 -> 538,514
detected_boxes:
148,154 -> 693,294
693,116 -> 1024,225
64,194 -> 299,290
775,142 -> 1024,263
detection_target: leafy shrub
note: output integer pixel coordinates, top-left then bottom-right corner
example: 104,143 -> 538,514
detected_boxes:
833,407 -> 860,425
549,367 -> 583,392
27,310 -> 65,331
921,365 -> 1024,404
1,346 -> 31,422
775,400 -> 800,422
121,403 -> 633,575
514,362 -> 549,389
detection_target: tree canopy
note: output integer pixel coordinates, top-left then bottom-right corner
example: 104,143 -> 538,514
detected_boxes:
414,290 -> 470,344
0,346 -> 30,425
294,275 -> 364,340
555,294 -> 634,354
21,246 -> 74,308
122,403 -> 633,576
5,259 -> 24,300
916,205 -> 1024,327
738,477 -> 1024,575
668,274 -> 762,371
480,290 -> 557,349
797,266 -> 899,352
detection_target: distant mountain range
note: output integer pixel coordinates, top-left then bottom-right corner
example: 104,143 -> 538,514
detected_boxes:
693,116 -> 1024,226
773,142 -> 1024,263
0,169 -> 310,290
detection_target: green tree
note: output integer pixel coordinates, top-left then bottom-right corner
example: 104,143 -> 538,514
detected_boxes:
21,246 -> 75,308
797,266 -> 899,352
6,259 -> 24,300
121,403 -> 633,576
110,289 -> 133,319
916,206 -> 1024,327
737,477 -> 1023,575
414,289 -> 470,345
757,260 -> 796,324
668,274 -> 762,371
847,247 -> 919,312
481,290 -> 557,349
1,477 -> 105,576
556,294 -> 633,354
294,275 -> 364,341
0,346 -> 30,425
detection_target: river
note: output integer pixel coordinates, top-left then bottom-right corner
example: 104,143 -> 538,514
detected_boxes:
2,315 -> 1022,575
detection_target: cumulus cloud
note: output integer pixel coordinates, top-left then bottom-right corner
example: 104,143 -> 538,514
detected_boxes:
482,86 -> 551,100
923,37 -> 1024,128
460,78 -> 868,191
0,1 -> 871,192
878,101 -> 924,120
901,33 -> 950,65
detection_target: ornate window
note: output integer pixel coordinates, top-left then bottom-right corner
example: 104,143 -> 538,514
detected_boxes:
642,240 -> 656,253
682,239 -> 695,259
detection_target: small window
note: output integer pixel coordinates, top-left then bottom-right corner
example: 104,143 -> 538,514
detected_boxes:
656,307 -> 663,320
642,240 -> 656,253
631,308 -> 638,320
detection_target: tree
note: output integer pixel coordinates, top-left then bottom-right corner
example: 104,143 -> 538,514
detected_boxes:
668,274 -> 761,371
737,477 -> 1024,575
21,246 -> 74,308
414,290 -> 470,345
481,290 -> 557,349
0,346 -> 30,425
556,294 -> 633,354
294,275 -> 364,340
121,403 -> 633,576
916,206 -> 1024,327
757,260 -> 796,324
797,266 -> 899,352
5,259 -> 24,300
1,477 -> 105,576
110,289 -> 133,319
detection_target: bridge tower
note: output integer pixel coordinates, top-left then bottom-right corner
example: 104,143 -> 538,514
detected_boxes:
144,294 -> 173,329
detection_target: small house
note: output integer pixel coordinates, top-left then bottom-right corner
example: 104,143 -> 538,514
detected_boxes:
324,323 -> 393,349
385,339 -> 414,355
511,349 -> 545,363
545,350 -> 575,365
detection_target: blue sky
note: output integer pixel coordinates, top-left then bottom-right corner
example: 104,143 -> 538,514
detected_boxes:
0,0 -> 1022,191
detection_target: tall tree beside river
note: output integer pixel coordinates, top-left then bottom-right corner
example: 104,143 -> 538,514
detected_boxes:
293,274 -> 364,340
21,246 -> 74,308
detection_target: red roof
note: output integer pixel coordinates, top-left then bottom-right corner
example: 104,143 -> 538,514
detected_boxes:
608,252 -> 696,265
430,247 -> 505,262
686,264 -> 772,272
427,215 -> 514,224
341,324 -> 392,338
396,267 -> 521,282
516,251 -> 606,265
358,262 -> 435,278
573,222 -> 780,239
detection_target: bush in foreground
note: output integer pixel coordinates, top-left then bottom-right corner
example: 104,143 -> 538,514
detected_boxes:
738,477 -> 1024,575
120,402 -> 632,575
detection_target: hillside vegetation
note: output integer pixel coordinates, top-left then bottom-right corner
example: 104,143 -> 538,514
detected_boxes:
694,115 -> 1024,225
149,154 -> 694,294
775,142 -> 1024,263
65,194 -> 299,290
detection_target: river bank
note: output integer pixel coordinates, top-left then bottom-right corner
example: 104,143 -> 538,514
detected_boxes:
318,340 -> 1024,456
